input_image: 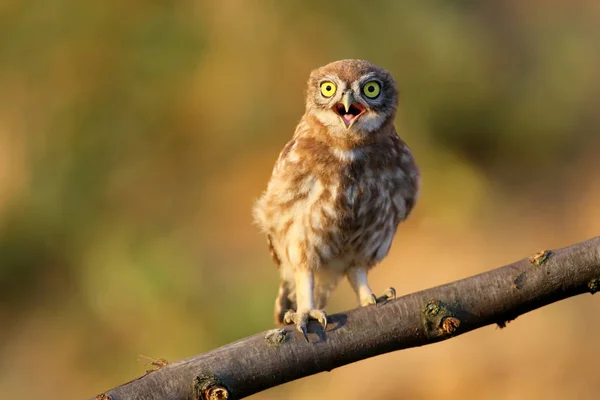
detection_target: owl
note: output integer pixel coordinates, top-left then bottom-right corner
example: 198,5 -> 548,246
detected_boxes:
253,59 -> 419,338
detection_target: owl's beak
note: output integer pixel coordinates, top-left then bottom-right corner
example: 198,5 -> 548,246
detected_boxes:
341,91 -> 354,114
334,91 -> 366,128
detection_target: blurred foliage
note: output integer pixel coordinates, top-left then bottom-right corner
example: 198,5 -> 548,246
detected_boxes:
0,1 -> 599,399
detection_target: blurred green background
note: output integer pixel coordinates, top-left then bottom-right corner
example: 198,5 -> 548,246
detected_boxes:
1,1 -> 599,399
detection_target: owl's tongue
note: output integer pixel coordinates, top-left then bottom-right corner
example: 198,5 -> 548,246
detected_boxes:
342,113 -> 355,124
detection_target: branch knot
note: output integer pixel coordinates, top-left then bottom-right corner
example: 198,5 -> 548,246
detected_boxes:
588,278 -> 599,294
193,375 -> 230,400
423,300 -> 461,337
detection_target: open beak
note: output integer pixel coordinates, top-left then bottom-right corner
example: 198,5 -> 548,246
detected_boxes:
341,91 -> 353,114
334,91 -> 366,128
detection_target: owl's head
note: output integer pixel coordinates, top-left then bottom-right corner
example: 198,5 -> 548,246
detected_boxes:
306,59 -> 398,135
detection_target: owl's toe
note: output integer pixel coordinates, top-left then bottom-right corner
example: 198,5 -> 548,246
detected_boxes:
383,287 -> 396,300
283,310 -> 308,341
283,309 -> 295,325
308,309 -> 327,330
359,287 -> 396,308
360,293 -> 378,307
376,287 -> 396,306
283,309 -> 327,342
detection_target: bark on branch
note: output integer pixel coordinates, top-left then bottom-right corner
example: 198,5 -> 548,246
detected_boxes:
94,237 -> 600,400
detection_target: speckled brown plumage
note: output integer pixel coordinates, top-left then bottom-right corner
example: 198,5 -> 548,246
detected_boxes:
254,59 -> 419,336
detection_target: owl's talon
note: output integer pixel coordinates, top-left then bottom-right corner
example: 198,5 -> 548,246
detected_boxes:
376,286 -> 396,306
361,287 -> 397,307
369,294 -> 377,306
359,293 -> 377,307
283,310 -> 295,325
298,324 -> 309,342
384,287 -> 396,300
282,309 -> 327,341
309,309 -> 328,331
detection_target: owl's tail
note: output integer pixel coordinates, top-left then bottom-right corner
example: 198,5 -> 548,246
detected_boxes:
274,280 -> 294,326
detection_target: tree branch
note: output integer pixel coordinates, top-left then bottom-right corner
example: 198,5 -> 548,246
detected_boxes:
94,237 -> 600,400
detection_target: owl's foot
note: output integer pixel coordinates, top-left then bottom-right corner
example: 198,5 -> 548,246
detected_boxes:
283,309 -> 327,342
362,287 -> 396,307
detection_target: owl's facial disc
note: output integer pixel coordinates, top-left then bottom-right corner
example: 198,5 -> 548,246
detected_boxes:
333,91 -> 366,128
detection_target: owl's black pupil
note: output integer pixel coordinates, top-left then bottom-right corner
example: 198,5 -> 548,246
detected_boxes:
368,86 -> 374,92
326,85 -> 331,91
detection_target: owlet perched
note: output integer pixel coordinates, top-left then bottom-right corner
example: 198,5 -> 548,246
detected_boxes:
253,59 -> 419,338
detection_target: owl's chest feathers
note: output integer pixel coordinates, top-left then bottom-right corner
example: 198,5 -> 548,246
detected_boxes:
281,150 -> 406,268
326,163 -> 398,226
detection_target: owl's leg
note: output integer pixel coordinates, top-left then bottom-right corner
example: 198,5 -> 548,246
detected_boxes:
347,267 -> 396,307
274,280 -> 294,327
283,269 -> 327,341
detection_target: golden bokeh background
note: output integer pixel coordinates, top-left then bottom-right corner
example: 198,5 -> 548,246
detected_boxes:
1,1 -> 599,399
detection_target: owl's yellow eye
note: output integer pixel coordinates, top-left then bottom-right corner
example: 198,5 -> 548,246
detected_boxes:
320,81 -> 337,98
363,81 -> 381,98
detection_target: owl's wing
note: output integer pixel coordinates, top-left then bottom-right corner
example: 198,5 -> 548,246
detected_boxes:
256,138 -> 298,269
265,140 -> 296,268
391,130 -> 420,218
267,234 -> 281,267
272,138 -> 296,174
